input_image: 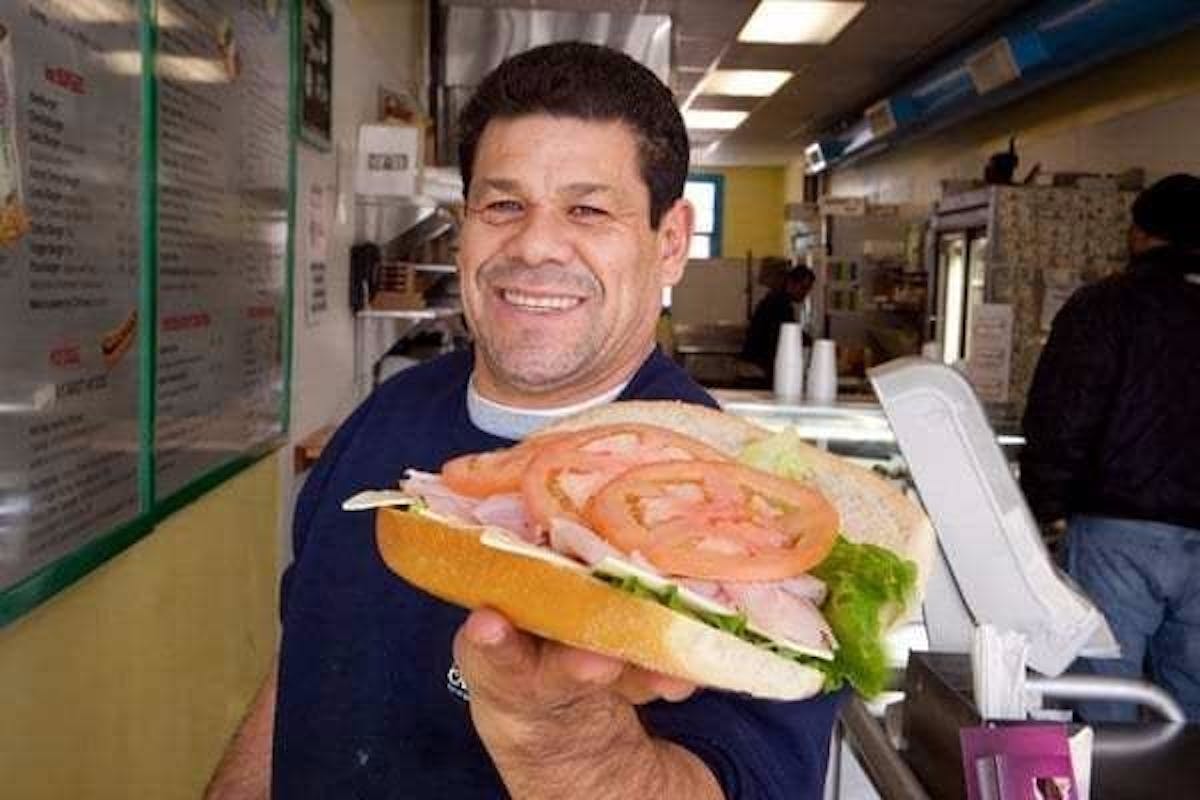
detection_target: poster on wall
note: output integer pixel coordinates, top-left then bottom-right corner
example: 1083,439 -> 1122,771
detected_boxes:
305,181 -> 328,325
965,303 -> 1015,404
299,0 -> 331,149
0,0 -> 143,593
154,0 -> 290,501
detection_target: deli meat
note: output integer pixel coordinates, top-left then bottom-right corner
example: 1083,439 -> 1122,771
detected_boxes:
548,517 -> 622,567
722,582 -> 838,653
474,493 -> 542,545
400,471 -> 480,526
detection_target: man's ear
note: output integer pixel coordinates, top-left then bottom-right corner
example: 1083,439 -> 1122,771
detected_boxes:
657,198 -> 694,287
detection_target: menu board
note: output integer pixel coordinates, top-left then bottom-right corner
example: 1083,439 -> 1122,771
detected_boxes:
0,0 -> 143,592
0,0 -> 293,618
155,0 -> 289,500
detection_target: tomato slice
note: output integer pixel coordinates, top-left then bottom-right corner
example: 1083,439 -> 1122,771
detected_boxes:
441,432 -> 568,498
521,424 -> 730,529
585,461 -> 839,581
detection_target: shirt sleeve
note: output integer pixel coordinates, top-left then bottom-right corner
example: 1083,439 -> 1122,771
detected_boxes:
279,394 -> 377,621
640,688 -> 846,798
1019,285 -> 1122,522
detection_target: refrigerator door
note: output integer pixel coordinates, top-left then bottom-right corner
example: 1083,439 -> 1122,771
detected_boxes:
935,233 -> 967,363
962,233 -> 989,360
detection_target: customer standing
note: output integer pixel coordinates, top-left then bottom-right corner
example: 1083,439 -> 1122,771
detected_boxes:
740,264 -> 815,380
1021,174 -> 1200,722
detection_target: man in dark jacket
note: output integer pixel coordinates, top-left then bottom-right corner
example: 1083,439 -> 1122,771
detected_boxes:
1021,173 -> 1200,723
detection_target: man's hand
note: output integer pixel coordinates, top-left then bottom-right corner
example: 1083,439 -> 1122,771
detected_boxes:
453,608 -> 723,800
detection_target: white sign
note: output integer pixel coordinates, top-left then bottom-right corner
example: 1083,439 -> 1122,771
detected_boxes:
356,124 -> 420,197
965,304 -> 1014,404
819,196 -> 867,217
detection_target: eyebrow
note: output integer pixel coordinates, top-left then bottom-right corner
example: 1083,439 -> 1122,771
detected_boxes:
472,179 -> 617,198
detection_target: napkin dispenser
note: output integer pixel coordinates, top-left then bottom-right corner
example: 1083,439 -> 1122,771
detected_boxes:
868,358 -> 1118,677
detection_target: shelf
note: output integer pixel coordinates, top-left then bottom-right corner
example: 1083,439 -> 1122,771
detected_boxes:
384,261 -> 457,274
357,306 -> 461,320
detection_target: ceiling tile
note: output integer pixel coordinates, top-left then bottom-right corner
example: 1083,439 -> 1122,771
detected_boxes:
718,42 -> 821,71
688,95 -> 763,112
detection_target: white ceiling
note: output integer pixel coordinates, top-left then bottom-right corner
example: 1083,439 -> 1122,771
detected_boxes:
443,0 -> 1035,164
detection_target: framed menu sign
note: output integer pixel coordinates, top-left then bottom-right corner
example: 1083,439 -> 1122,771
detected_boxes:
0,0 -> 144,609
154,0 -> 291,502
0,0 -> 294,626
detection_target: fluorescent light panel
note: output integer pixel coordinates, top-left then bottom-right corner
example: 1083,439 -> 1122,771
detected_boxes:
699,69 -> 793,97
683,110 -> 748,130
738,1 -> 866,45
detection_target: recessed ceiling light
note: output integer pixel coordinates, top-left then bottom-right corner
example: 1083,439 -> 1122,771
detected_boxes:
738,1 -> 866,45
683,110 -> 749,130
698,70 -> 793,97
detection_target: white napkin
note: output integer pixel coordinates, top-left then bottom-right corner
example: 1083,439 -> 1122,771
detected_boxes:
1069,726 -> 1094,800
972,624 -> 1029,720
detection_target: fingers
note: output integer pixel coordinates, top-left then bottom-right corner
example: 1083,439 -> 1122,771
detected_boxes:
455,608 -> 697,709
454,608 -> 540,702
611,667 -> 697,705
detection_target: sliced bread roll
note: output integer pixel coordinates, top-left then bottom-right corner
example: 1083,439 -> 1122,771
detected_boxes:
376,508 -> 826,700
375,400 -> 933,700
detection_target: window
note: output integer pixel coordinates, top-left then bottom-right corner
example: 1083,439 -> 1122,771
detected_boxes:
684,174 -> 724,258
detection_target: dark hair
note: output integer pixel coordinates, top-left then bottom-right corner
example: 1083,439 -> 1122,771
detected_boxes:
457,42 -> 690,229
1132,173 -> 1200,250
787,265 -> 816,284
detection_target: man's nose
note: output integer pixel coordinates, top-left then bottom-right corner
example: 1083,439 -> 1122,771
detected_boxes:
500,205 -> 575,267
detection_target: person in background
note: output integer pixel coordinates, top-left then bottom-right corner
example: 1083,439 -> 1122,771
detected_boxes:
740,263 -> 816,381
205,42 -> 842,799
1020,173 -> 1200,723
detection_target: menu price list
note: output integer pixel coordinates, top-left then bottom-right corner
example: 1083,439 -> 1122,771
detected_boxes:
154,0 -> 288,500
0,0 -> 142,592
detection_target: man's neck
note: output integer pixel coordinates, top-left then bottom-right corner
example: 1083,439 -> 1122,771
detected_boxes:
467,372 -> 634,440
471,345 -> 654,411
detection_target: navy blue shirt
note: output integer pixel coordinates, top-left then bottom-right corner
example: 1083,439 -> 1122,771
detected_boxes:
274,348 -> 842,798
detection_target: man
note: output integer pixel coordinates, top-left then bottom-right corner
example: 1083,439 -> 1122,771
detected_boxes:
206,43 -> 842,799
740,264 -> 815,380
1021,173 -> 1200,723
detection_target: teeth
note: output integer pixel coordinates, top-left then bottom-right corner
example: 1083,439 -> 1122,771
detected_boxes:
501,289 -> 583,311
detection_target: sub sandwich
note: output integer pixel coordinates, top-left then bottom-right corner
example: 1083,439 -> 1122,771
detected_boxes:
360,401 -> 934,701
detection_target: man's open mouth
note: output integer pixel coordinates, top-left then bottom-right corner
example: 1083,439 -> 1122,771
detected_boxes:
498,288 -> 586,313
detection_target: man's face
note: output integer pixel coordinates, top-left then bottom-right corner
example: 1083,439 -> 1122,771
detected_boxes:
458,115 -> 691,406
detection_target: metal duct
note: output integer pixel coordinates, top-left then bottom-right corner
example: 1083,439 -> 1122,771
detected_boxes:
433,4 -> 671,164
815,0 -> 1200,170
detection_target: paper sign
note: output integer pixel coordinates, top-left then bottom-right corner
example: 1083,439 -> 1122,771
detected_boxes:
966,304 -> 1015,403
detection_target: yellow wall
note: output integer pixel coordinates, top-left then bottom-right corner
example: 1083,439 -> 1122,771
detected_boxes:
696,166 -> 786,259
0,458 -> 279,800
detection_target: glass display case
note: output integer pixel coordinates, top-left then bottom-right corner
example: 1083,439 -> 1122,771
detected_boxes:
711,388 -> 1024,478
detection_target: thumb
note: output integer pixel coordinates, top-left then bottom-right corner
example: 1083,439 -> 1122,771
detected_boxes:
454,607 -> 537,686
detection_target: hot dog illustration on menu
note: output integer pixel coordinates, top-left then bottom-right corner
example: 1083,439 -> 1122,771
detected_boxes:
0,21 -> 30,248
101,309 -> 138,368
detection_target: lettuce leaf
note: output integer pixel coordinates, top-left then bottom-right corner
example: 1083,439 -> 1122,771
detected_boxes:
811,537 -> 917,696
738,427 -> 815,481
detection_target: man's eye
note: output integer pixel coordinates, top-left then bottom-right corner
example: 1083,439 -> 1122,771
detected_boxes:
474,200 -> 523,223
486,200 -> 523,214
569,205 -> 608,220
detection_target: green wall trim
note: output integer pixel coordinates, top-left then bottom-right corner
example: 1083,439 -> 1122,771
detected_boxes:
140,0 -> 159,512
0,443 -> 281,628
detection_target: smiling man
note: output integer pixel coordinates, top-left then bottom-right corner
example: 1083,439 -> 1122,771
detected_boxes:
205,43 -> 842,800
